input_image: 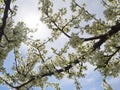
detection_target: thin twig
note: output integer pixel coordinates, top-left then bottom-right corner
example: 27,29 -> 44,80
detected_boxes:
105,47 -> 120,65
45,12 -> 71,38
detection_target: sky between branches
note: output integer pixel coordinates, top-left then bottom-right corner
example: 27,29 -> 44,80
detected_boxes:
1,0 -> 120,90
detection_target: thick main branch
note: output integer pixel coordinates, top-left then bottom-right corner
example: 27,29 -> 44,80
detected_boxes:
0,0 -> 11,41
93,23 -> 120,50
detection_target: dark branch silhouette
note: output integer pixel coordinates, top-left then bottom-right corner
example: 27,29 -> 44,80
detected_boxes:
0,0 -> 11,42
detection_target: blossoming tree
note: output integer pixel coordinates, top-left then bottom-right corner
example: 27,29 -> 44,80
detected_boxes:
0,0 -> 120,90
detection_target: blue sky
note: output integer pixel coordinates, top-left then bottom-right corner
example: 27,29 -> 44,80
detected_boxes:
1,0 -> 120,90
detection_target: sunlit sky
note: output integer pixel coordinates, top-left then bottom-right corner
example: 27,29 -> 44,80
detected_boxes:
1,0 -> 120,90
14,0 -> 51,40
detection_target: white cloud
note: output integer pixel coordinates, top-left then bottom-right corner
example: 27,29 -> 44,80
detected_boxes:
86,78 -> 95,83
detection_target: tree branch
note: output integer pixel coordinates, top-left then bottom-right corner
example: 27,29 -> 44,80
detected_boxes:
104,47 -> 120,65
0,76 -> 15,88
0,0 -> 11,42
74,1 -> 102,24
45,13 -> 71,38
95,46 -> 120,70
93,22 -> 120,50
14,56 -> 84,89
